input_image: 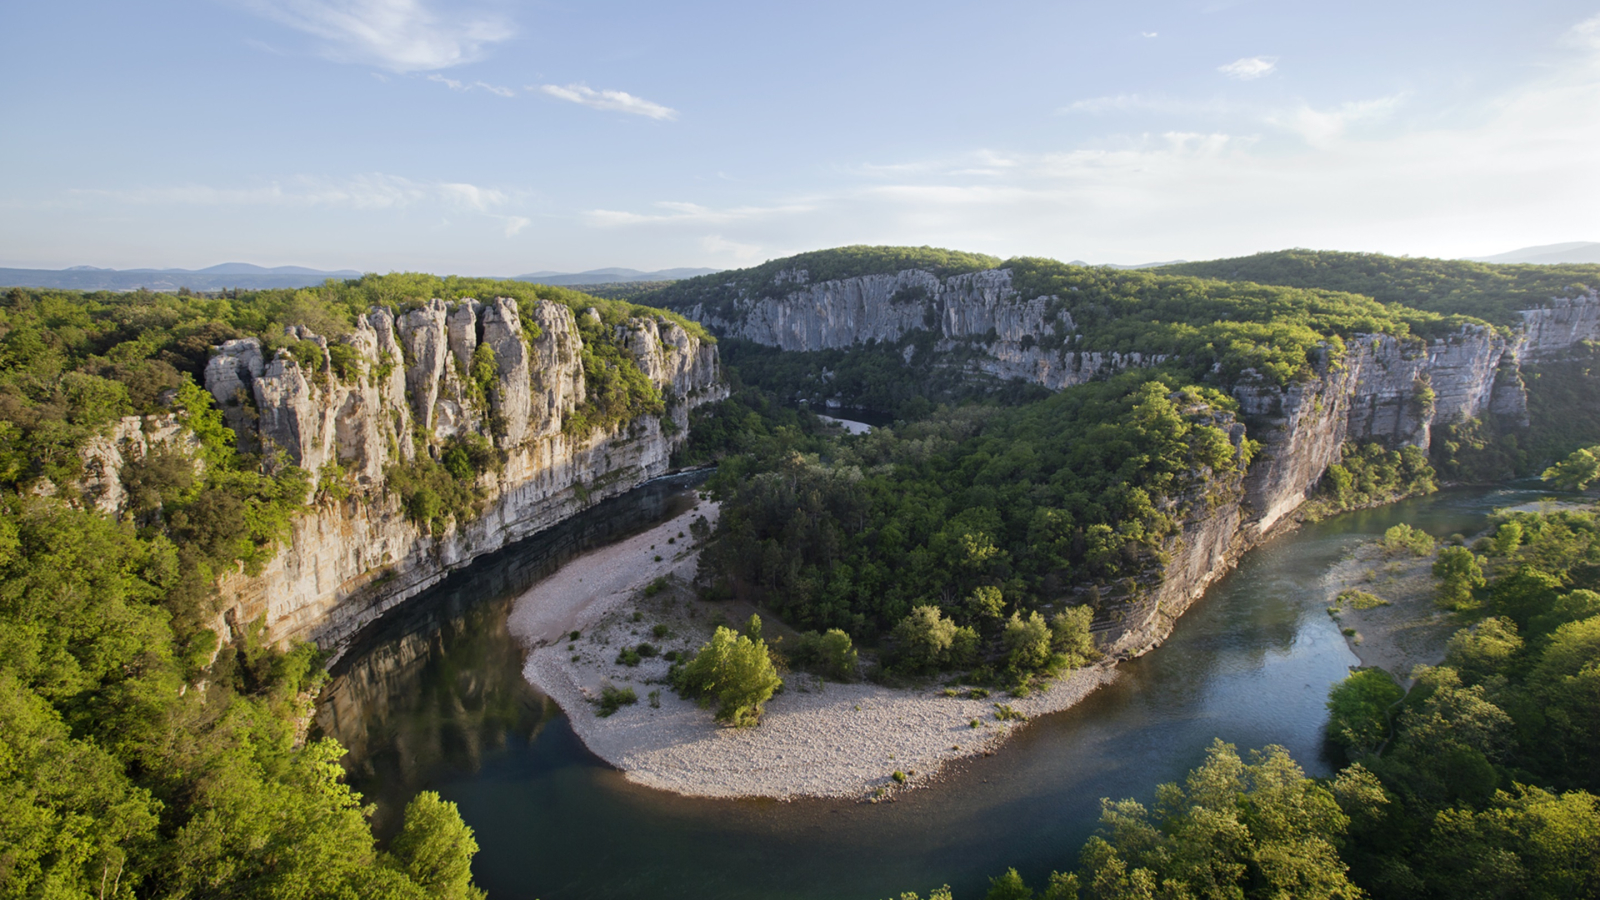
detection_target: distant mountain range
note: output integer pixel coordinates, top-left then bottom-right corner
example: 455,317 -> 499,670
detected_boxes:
0,263 -> 724,293
1467,242 -> 1600,265
1071,259 -> 1188,270
513,267 -> 721,286
0,264 -> 361,292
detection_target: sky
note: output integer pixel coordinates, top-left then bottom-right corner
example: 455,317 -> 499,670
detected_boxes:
2,1 -> 1598,274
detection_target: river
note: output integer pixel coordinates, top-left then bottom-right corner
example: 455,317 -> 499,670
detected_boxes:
313,481 -> 1552,900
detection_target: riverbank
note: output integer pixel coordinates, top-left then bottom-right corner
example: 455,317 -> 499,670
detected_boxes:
511,497 -> 1120,800
1322,542 -> 1451,685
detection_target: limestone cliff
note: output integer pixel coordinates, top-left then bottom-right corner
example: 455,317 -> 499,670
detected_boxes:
192,298 -> 724,652
668,263 -> 1600,659
677,267 -> 1162,390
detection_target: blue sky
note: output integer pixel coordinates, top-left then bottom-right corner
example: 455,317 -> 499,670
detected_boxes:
2,1 -> 1598,273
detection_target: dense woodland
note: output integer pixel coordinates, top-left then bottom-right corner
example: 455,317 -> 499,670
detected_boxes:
1163,249 -> 1600,328
895,504 -> 1600,899
5,248 -> 1600,897
0,272 -> 702,899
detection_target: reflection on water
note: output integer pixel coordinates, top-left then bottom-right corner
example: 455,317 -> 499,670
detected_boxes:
320,482 -> 1552,900
313,470 -> 709,835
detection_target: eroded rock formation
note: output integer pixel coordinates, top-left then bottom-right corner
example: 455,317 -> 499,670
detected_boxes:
193,298 -> 723,652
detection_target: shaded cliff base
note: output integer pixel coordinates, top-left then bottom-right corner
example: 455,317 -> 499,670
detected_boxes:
512,500 -> 1119,800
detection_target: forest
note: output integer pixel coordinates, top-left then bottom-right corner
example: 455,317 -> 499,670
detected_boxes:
0,273 -> 701,899
5,247 -> 1600,897
892,503 -> 1600,899
1162,249 -> 1600,328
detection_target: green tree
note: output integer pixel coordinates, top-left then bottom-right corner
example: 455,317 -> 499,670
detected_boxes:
1326,668 -> 1405,757
1542,446 -> 1600,491
1076,740 -> 1359,900
389,791 -> 485,900
1002,610 -> 1053,673
1050,606 -> 1097,668
1434,546 -> 1486,611
674,621 -> 783,726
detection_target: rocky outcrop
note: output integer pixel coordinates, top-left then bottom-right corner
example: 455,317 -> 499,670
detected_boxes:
1517,289 -> 1600,358
679,267 -> 1160,391
185,298 -> 725,652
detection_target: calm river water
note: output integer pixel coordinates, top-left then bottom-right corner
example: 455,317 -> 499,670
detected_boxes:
314,481 -> 1552,900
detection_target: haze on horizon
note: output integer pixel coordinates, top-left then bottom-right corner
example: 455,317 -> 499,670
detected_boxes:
2,1 -> 1597,275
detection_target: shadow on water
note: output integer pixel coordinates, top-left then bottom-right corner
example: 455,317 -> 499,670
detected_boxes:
318,481 -> 1555,900
313,470 -> 710,835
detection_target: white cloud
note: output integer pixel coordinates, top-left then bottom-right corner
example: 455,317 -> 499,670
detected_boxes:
427,73 -> 514,96
1218,56 -> 1277,80
1141,31 -> 1158,38
239,0 -> 512,72
1272,94 -> 1404,145
535,84 -> 677,120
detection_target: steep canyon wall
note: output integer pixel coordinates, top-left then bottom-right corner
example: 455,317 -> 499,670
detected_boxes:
674,267 -> 1600,656
153,297 -> 724,652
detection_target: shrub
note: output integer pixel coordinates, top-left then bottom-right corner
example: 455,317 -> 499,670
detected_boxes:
1049,605 -> 1098,668
597,685 -> 637,717
615,648 -> 641,667
790,628 -> 860,681
1337,589 -> 1390,610
1382,523 -> 1435,556
652,623 -> 671,639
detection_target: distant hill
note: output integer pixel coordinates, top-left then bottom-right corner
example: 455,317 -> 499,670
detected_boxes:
1467,242 -> 1600,265
1073,259 -> 1188,269
1161,249 -> 1600,326
514,267 -> 720,286
0,264 -> 361,292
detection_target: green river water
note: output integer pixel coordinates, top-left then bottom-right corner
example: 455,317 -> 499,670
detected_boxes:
314,479 -> 1552,900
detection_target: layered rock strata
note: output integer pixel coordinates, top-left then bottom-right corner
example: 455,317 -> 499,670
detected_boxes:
192,298 -> 723,651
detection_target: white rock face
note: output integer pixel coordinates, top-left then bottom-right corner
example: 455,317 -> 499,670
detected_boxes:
176,297 -> 726,651
683,268 -> 1151,390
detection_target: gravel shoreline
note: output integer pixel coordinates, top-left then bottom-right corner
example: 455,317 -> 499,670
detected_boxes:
509,496 -> 1120,800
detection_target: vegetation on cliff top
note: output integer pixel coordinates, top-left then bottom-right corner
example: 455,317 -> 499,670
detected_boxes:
638,244 -> 1004,312
1161,248 -> 1600,327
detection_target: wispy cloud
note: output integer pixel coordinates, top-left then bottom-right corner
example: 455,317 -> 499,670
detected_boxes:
74,173 -> 515,214
535,84 -> 677,120
239,0 -> 513,72
1218,56 -> 1277,80
584,200 -> 813,227
1272,95 -> 1404,145
1060,93 -> 1238,116
701,235 -> 764,262
427,73 -> 515,97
